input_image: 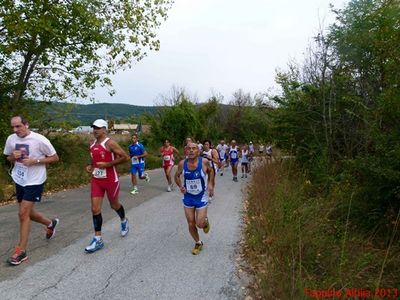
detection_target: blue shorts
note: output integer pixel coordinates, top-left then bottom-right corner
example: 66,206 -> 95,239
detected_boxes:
182,193 -> 208,209
230,159 -> 239,166
16,183 -> 44,202
131,163 -> 145,177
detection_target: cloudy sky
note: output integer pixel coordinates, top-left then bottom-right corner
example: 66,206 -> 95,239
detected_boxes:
93,0 -> 349,106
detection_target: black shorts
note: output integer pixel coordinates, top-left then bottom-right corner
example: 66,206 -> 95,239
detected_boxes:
16,183 -> 44,202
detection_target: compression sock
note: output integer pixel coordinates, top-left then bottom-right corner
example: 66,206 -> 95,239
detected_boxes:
93,213 -> 103,232
115,205 -> 125,220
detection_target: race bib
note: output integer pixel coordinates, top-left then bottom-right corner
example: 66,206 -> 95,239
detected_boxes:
131,157 -> 139,164
230,152 -> 237,159
13,163 -> 28,185
185,179 -> 203,195
92,168 -> 107,179
163,155 -> 171,161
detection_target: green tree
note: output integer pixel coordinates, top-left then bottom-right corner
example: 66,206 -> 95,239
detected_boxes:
148,89 -> 201,147
0,0 -> 172,102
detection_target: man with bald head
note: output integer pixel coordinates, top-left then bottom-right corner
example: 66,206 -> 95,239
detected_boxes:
3,115 -> 59,265
174,142 -> 214,255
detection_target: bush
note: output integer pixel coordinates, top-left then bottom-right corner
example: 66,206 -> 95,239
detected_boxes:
244,161 -> 400,299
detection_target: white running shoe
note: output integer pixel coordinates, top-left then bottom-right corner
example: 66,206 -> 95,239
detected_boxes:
121,219 -> 129,237
145,173 -> 150,182
167,185 -> 172,192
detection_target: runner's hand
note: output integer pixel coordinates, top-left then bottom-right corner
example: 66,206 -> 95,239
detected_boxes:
208,185 -> 214,197
21,158 -> 37,166
179,186 -> 186,194
86,165 -> 93,173
96,162 -> 109,168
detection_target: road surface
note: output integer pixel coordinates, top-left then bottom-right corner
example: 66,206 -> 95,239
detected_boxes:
0,167 -> 249,299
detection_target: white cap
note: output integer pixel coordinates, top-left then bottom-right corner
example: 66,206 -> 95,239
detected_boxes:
91,119 -> 108,129
249,141 -> 253,144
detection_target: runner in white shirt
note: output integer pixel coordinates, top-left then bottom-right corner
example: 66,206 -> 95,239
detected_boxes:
3,116 -> 59,266
240,144 -> 250,178
216,139 -> 229,176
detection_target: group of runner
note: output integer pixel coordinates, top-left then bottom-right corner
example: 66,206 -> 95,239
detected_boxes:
3,116 -> 258,265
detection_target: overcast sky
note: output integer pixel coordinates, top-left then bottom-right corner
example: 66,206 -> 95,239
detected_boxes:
93,0 -> 349,106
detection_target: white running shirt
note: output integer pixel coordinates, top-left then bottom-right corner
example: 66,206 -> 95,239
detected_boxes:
4,131 -> 57,186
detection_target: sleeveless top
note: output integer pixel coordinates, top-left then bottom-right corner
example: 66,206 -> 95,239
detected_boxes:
90,138 -> 118,182
161,146 -> 174,164
229,146 -> 239,161
241,149 -> 249,163
183,157 -> 207,200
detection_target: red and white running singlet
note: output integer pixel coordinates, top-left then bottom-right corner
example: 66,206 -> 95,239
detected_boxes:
90,138 -> 118,183
161,146 -> 174,168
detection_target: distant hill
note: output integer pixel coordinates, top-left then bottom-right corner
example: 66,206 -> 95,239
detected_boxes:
49,102 -> 161,125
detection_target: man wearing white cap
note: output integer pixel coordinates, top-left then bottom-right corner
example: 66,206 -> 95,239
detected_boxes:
85,119 -> 130,253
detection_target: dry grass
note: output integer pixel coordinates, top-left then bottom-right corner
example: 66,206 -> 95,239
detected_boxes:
243,160 -> 400,299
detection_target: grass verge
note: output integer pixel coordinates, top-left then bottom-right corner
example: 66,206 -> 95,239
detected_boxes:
243,161 -> 400,299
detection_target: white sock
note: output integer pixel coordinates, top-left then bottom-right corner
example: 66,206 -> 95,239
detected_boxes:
94,236 -> 102,241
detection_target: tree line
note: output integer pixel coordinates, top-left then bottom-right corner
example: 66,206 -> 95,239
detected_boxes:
268,0 -> 400,228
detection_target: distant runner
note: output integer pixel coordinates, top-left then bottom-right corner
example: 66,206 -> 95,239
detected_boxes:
216,139 -> 229,176
266,142 -> 273,163
129,133 -> 150,195
248,141 -> 254,174
241,144 -> 249,178
85,119 -> 130,253
174,142 -> 214,255
202,140 -> 221,200
160,139 -> 179,192
228,140 -> 240,182
4,115 -> 60,265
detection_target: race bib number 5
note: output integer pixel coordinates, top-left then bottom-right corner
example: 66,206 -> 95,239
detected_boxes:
13,163 -> 28,185
92,168 -> 107,179
185,179 -> 202,195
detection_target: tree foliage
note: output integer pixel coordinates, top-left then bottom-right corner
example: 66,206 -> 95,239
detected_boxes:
0,0 -> 172,102
270,0 -> 400,224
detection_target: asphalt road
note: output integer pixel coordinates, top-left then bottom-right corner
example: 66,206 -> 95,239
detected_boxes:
0,166 -> 249,299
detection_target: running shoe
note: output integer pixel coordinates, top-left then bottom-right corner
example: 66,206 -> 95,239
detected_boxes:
85,237 -> 104,253
145,173 -> 150,182
130,187 -> 139,195
8,246 -> 28,266
203,218 -> 210,234
241,174 -> 244,178
220,172 -> 223,176
167,185 -> 172,192
46,218 -> 59,239
233,177 -> 238,182
121,219 -> 129,237
191,241 -> 203,255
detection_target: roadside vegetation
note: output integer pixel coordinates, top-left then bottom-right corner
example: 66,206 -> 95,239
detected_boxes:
244,0 -> 400,298
244,160 -> 399,299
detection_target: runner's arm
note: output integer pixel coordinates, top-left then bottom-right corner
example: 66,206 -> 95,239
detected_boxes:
212,149 -> 221,168
99,139 -> 130,167
174,160 -> 186,193
204,160 -> 214,197
172,147 -> 180,157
